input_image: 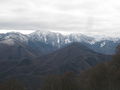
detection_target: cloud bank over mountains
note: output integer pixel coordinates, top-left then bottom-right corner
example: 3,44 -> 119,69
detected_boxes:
0,0 -> 120,33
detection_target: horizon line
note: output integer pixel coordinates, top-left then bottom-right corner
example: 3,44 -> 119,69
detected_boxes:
0,30 -> 120,38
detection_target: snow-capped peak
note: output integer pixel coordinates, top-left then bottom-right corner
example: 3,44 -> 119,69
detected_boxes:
0,32 -> 29,43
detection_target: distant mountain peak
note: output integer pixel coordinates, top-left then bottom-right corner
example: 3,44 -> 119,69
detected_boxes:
0,32 -> 28,43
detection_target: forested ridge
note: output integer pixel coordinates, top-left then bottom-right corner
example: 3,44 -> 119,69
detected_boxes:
0,46 -> 120,90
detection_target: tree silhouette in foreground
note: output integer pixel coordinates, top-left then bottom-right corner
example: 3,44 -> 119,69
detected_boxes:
0,79 -> 26,90
42,72 -> 79,90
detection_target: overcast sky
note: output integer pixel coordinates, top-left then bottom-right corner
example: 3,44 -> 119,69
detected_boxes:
0,0 -> 120,33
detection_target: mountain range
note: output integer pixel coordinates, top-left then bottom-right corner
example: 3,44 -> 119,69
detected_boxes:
0,30 -> 114,89
0,30 -> 119,56
0,42 -> 111,80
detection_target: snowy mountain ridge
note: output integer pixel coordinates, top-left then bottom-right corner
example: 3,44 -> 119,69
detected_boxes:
0,30 -> 120,54
29,30 -> 120,44
0,30 -> 120,43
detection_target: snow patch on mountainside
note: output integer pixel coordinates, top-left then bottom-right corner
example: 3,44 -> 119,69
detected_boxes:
0,39 -> 15,46
100,42 -> 106,47
65,39 -> 71,44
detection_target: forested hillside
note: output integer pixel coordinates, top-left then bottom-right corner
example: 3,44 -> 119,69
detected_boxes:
41,46 -> 120,90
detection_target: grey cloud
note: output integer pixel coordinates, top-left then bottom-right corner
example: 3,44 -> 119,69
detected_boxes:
0,0 -> 120,33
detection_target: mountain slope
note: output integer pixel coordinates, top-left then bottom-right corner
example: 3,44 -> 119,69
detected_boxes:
0,38 -> 36,61
0,32 -> 57,56
0,38 -> 37,78
32,43 -> 111,75
0,43 -> 111,79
